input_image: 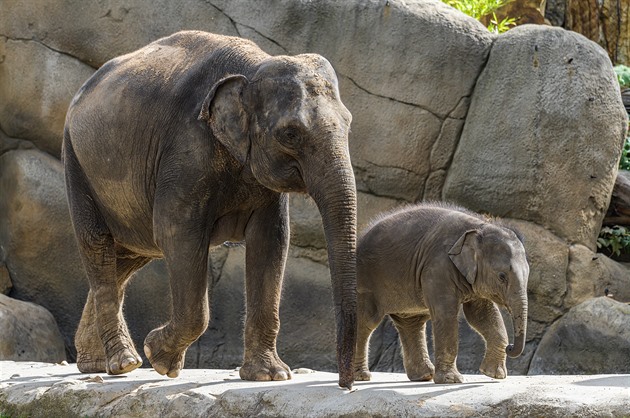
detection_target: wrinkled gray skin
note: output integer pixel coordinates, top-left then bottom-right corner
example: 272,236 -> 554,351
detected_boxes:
353,203 -> 529,384
63,31 -> 357,389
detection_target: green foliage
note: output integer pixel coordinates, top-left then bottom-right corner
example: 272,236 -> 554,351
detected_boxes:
487,13 -> 516,34
620,133 -> 630,171
597,226 -> 630,256
614,65 -> 630,89
597,69 -> 630,257
443,0 -> 516,33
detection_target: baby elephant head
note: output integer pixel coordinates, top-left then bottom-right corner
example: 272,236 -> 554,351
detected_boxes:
448,224 -> 529,358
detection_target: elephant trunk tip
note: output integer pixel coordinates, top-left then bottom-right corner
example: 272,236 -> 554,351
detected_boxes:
506,343 -> 523,358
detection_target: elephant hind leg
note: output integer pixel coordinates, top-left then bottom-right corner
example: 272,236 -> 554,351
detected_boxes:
353,292 -> 382,382
390,313 -> 434,381
66,146 -> 145,375
75,253 -> 150,373
75,289 -> 106,373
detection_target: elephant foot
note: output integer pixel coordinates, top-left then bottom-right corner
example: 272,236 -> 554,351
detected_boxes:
480,358 -> 507,379
144,329 -> 187,378
353,368 -> 372,381
433,367 -> 464,384
77,353 -> 107,374
239,352 -> 291,381
106,346 -> 143,375
406,361 -> 435,382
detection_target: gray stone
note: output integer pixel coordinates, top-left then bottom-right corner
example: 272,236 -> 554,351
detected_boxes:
529,297 -> 630,374
1,362 -> 629,417
0,149 -> 87,352
443,25 -> 628,251
565,244 -> 630,309
0,295 -> 66,363
0,37 -> 94,157
0,1 -> 238,67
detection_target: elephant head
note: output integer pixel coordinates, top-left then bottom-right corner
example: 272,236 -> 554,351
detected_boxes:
448,224 -> 529,357
198,54 -> 357,388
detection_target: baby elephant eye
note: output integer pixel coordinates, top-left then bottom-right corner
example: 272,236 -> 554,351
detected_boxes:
499,272 -> 508,283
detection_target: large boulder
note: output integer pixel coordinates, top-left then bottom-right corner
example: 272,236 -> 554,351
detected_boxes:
0,37 -> 94,157
529,297 -> 630,374
0,294 -> 66,363
0,1 -> 238,68
0,149 -> 88,351
443,25 -> 627,251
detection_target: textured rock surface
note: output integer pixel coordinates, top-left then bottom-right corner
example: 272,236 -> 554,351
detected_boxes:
529,297 -> 630,374
0,149 -> 87,351
443,25 -> 627,251
0,37 -> 94,157
1,362 -> 629,417
0,296 -> 66,363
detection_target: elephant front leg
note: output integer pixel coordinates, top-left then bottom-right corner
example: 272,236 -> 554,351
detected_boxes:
144,202 -> 212,378
239,196 -> 292,382
143,239 -> 210,377
463,299 -> 509,379
429,297 -> 464,384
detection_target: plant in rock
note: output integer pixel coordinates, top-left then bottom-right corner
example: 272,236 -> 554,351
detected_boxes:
598,67 -> 630,258
621,134 -> 630,171
597,226 -> 630,257
443,0 -> 516,33
614,65 -> 630,89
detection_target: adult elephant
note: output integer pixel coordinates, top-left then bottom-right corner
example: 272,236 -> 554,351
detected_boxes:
63,31 -> 357,389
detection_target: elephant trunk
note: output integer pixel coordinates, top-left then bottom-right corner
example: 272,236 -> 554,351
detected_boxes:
304,153 -> 357,390
506,292 -> 528,358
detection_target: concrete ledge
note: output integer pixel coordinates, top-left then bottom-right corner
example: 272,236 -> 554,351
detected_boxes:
1,362 -> 629,417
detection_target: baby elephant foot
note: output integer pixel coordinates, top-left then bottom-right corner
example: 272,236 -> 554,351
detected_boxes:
406,361 -> 435,382
144,329 -> 187,378
354,368 -> 372,381
239,352 -> 291,381
106,346 -> 143,375
433,367 -> 464,384
480,358 -> 507,379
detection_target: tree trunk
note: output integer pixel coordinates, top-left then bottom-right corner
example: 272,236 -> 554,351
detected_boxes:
562,0 -> 630,65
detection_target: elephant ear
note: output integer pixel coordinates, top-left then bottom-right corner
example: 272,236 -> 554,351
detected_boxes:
198,74 -> 250,164
448,230 -> 479,285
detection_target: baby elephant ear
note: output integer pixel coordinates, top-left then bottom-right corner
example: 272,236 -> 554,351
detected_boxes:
198,74 -> 250,164
448,230 -> 479,285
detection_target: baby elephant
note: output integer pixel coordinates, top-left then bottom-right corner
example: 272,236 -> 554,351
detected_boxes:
353,203 -> 529,384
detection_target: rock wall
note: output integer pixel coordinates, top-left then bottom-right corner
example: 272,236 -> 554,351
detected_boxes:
0,0 -> 628,375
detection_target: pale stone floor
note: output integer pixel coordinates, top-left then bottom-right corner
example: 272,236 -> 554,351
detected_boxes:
0,361 -> 629,417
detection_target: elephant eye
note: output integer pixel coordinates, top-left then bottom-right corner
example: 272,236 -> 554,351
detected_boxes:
499,272 -> 508,283
278,127 -> 301,147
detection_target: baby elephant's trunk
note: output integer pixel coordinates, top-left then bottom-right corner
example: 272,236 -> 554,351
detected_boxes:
506,333 -> 525,358
506,293 -> 528,358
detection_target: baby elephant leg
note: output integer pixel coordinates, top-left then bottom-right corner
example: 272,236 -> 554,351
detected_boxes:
430,300 -> 464,384
463,299 -> 509,379
390,313 -> 434,381
353,293 -> 381,381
